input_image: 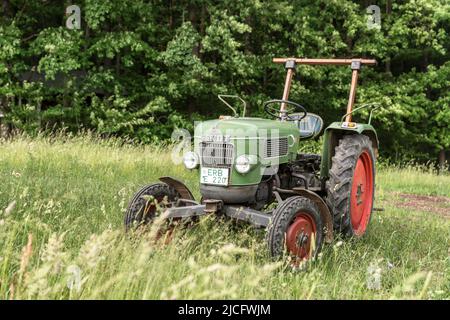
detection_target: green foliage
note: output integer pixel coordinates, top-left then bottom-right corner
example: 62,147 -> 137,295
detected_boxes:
31,28 -> 84,80
0,23 -> 21,75
0,0 -> 448,162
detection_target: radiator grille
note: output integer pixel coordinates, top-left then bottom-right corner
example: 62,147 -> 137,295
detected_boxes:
200,142 -> 234,168
264,137 -> 289,158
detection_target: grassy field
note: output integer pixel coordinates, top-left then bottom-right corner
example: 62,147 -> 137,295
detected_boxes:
0,135 -> 449,300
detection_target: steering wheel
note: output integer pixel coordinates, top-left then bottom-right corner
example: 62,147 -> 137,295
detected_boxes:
263,99 -> 307,121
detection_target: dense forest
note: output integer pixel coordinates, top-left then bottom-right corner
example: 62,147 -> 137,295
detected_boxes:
0,0 -> 449,164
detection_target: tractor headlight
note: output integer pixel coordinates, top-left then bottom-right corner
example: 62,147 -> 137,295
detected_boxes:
235,155 -> 251,174
183,151 -> 199,169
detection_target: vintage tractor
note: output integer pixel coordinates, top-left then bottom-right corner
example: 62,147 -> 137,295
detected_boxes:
125,58 -> 379,263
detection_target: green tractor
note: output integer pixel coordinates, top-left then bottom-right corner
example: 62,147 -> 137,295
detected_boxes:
125,57 -> 379,264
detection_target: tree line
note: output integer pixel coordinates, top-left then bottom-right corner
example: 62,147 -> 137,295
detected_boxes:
0,0 -> 449,166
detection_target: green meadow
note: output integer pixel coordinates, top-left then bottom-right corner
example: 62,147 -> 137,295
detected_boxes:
0,135 -> 449,299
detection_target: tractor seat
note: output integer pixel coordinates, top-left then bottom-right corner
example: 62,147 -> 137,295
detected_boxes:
291,113 -> 324,139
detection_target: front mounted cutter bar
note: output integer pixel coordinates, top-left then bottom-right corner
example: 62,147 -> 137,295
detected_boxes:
163,201 -> 272,228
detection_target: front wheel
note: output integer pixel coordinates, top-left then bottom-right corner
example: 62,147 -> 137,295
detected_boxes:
325,134 -> 376,237
124,183 -> 181,240
267,196 -> 323,265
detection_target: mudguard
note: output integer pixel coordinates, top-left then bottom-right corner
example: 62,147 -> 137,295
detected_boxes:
159,176 -> 195,201
320,122 -> 379,179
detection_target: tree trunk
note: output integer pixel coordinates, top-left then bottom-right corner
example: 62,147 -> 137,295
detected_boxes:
197,5 -> 206,60
2,0 -> 11,18
168,0 -> 173,28
116,54 -> 120,77
438,149 -> 446,173
422,49 -> 429,72
36,99 -> 42,130
385,1 -> 392,74
386,0 -> 392,14
189,3 -> 200,58
0,96 -> 6,138
385,57 -> 391,74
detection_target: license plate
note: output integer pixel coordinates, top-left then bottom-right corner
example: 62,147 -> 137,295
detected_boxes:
200,167 -> 229,186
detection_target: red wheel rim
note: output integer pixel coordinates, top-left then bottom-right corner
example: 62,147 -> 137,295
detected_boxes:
350,150 -> 374,236
286,212 -> 317,261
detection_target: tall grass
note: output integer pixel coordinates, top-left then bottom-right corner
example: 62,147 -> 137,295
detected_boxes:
0,135 -> 448,299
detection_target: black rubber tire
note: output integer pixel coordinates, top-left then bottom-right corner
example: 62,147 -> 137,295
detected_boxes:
325,134 -> 376,237
124,183 -> 180,231
266,196 -> 323,262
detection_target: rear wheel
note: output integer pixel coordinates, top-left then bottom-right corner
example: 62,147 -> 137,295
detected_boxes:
267,196 -> 323,265
325,134 -> 375,237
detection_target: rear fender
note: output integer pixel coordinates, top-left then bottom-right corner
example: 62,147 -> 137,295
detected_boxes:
320,122 -> 378,179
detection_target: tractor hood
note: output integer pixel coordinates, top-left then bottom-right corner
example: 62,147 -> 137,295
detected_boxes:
194,117 -> 299,139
